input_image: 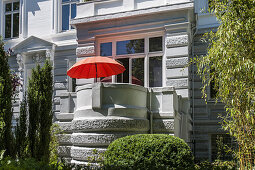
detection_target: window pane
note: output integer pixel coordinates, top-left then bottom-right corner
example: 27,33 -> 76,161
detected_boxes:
100,42 -> 112,56
71,3 -> 76,19
72,78 -> 76,92
5,14 -> 11,38
62,4 -> 70,31
117,39 -> 144,55
62,0 -> 70,3
13,13 -> 19,37
149,36 -> 162,52
149,56 -> 162,87
5,3 -> 12,12
13,2 -> 19,10
132,58 -> 144,86
117,58 -> 129,83
70,4 -> 76,29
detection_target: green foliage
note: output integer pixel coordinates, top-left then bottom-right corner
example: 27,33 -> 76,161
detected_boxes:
195,160 -> 237,170
49,124 -> 62,165
104,134 -> 194,170
0,38 -> 15,158
87,149 -> 104,168
27,60 -> 53,162
0,157 -> 76,170
193,0 -> 255,168
16,94 -> 28,159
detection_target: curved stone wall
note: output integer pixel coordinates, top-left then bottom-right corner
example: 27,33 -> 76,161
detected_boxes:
71,83 -> 149,164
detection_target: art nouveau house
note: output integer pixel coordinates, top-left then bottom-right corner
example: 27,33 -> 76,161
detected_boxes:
0,0 -> 227,164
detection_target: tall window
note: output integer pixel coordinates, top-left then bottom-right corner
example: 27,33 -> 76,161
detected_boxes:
4,1 -> 19,39
62,0 -> 78,31
99,35 -> 163,87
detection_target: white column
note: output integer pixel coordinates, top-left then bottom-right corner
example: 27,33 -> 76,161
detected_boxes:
22,0 -> 28,38
53,0 -> 59,33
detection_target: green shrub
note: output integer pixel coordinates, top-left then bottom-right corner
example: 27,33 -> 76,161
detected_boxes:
195,160 -> 237,170
104,134 -> 194,170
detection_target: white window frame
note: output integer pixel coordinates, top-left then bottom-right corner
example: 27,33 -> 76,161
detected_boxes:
60,0 -> 78,32
3,0 -> 20,39
96,32 -> 164,87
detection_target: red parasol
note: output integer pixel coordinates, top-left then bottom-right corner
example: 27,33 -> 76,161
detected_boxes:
67,56 -> 125,79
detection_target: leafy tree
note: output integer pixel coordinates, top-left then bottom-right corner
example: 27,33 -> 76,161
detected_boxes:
194,0 -> 255,169
27,60 -> 53,163
16,94 -> 28,159
0,39 -> 15,158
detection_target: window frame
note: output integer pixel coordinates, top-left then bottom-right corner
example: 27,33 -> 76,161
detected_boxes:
61,0 -> 78,32
3,0 -> 20,39
96,32 -> 164,87
67,59 -> 76,92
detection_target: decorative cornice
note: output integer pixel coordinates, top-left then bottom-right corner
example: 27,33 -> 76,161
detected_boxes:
32,53 -> 44,63
166,34 -> 188,48
76,46 -> 95,56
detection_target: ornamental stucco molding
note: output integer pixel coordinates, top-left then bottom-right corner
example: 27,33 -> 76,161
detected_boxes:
46,49 -> 53,60
16,54 -> 24,72
76,46 -> 95,56
166,34 -> 188,48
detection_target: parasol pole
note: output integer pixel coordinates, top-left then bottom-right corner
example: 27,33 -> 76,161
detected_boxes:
95,63 -> 97,82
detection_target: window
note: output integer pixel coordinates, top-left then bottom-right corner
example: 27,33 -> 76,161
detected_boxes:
100,42 -> 112,56
98,35 -> 163,87
4,1 -> 20,39
116,39 -> 144,55
149,56 -> 162,87
62,0 -> 78,31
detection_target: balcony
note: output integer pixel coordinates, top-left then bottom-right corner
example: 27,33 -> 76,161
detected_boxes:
56,83 -> 192,164
72,0 -> 193,24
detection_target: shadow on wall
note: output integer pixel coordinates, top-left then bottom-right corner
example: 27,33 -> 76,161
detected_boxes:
27,0 -> 43,15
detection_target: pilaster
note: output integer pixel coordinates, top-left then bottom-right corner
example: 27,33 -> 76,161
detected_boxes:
164,22 -> 190,98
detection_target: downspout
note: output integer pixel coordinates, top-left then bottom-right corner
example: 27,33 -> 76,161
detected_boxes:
191,25 -> 198,157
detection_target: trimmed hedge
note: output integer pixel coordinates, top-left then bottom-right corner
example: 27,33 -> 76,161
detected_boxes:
104,134 -> 194,170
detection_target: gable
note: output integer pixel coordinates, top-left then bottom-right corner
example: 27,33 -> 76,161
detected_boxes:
13,36 -> 54,53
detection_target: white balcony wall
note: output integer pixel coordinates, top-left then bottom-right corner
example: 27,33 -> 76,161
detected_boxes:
76,0 -> 192,19
134,0 -> 164,10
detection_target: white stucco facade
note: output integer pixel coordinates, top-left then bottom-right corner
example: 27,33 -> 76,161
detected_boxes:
0,0 -> 224,163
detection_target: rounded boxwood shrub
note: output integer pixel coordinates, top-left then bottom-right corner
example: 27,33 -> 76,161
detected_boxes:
104,134 -> 194,170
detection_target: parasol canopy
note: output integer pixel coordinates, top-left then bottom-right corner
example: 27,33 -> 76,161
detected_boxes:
67,56 -> 125,79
